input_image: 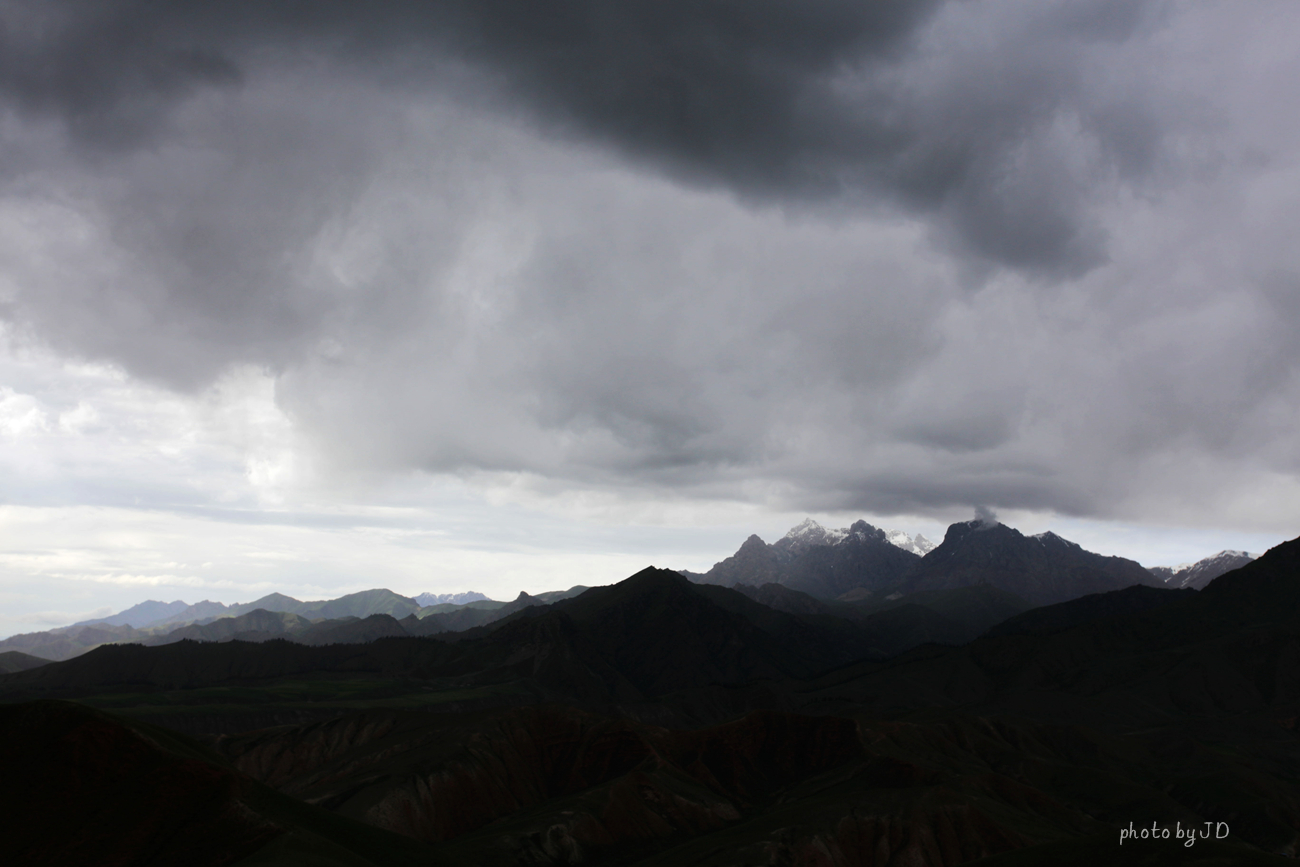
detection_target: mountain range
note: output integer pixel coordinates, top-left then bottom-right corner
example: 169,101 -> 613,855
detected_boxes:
413,590 -> 491,606
1,519 -> 1257,667
2,529 -> 1299,865
686,517 -> 1249,607
76,588 -> 432,631
0,586 -> 596,663
682,518 -> 929,599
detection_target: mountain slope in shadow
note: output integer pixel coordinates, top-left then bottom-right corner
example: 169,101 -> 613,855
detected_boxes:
801,533 -> 1300,732
899,521 -> 1162,606
694,519 -> 922,599
0,700 -> 444,867
0,649 -> 50,673
207,699 -> 1298,867
983,584 -> 1194,638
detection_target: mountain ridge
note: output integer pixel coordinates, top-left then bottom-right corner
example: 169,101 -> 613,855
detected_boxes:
2,535 -> 1298,864
691,518 -> 924,599
688,517 -> 1173,607
899,519 -> 1164,606
1149,549 -> 1258,590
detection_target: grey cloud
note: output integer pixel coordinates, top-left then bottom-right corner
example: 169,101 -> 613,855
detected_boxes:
1,1 -> 938,158
0,2 -> 241,149
0,0 -> 1180,275
1,1 -> 1299,535
784,456 -> 1099,522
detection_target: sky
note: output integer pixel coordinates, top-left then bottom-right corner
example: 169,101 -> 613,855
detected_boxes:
2,0 -> 1298,637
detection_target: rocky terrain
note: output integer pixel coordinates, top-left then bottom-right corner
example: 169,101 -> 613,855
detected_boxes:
686,518 -> 926,599
690,517 -> 1169,607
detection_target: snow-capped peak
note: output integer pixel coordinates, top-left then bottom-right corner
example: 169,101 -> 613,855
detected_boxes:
778,518 -> 933,556
886,530 -> 936,556
783,517 -> 825,540
414,590 -> 489,606
1162,550 -> 1258,575
778,518 -> 846,551
1213,549 -> 1255,561
1152,550 -> 1258,591
1031,531 -> 1081,549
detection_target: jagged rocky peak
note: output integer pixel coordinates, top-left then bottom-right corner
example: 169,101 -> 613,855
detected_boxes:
847,519 -> 887,543
886,528 -> 936,556
413,591 -> 489,606
1031,531 -> 1082,550
911,518 -> 1162,606
778,518 -> 845,552
940,518 -> 1015,546
771,519 -> 839,557
775,517 -> 933,556
1150,550 -> 1259,591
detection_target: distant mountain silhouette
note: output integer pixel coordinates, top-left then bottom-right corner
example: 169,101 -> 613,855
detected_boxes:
228,588 -> 422,621
0,589 -> 427,662
413,590 -> 490,606
0,567 -> 1048,720
898,521 -> 1162,606
690,517 -> 1162,607
0,650 -> 49,673
144,599 -> 235,629
533,585 -> 591,603
408,590 -> 551,635
0,621 -> 147,662
143,609 -> 313,645
691,519 -> 922,599
75,599 -> 190,628
0,586 -> 610,673
1149,549 -> 1258,590
0,568 -> 856,708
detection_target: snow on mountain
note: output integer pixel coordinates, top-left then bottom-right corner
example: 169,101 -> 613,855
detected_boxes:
886,529 -> 936,556
414,591 -> 490,607
1149,550 -> 1258,591
778,518 -> 933,556
1031,531 -> 1082,550
781,518 -> 845,544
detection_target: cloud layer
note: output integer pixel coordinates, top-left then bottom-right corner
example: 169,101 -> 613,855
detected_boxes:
1,0 -> 1298,536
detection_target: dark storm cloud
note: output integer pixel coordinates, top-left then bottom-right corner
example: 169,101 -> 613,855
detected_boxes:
1,0 -> 1297,533
0,0 -> 1171,274
0,1 -> 939,156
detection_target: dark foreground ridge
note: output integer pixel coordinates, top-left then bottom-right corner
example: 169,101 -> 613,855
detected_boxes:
3,545 -> 1300,865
